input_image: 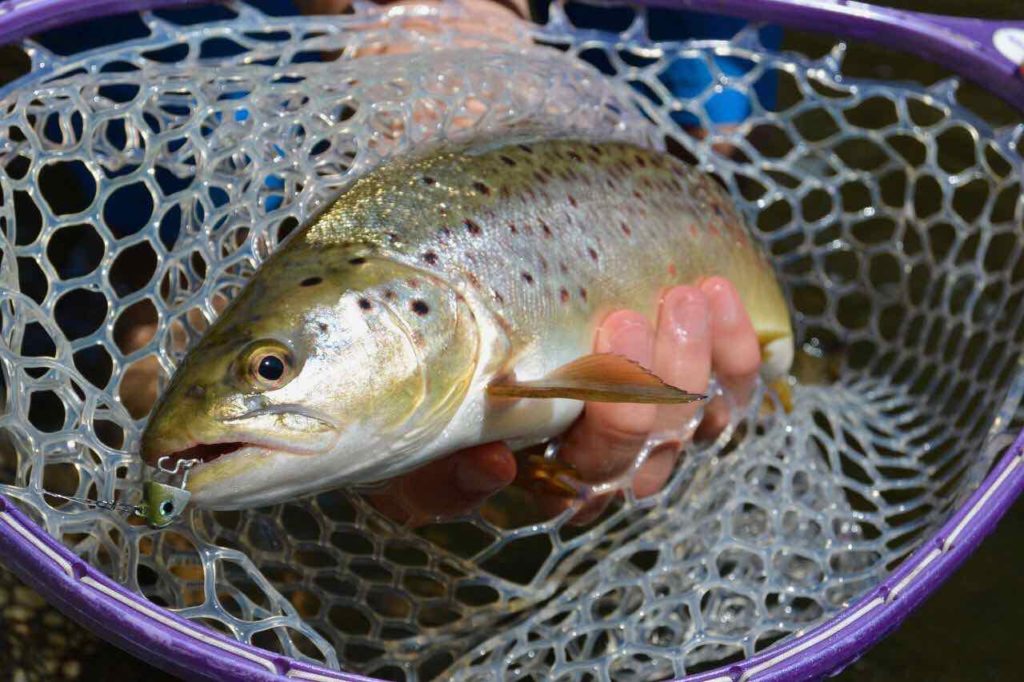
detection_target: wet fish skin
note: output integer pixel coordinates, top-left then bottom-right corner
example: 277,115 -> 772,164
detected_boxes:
140,137 -> 793,509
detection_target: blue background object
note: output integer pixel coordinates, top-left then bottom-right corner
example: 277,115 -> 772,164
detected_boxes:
563,1 -> 781,129
36,0 -> 779,259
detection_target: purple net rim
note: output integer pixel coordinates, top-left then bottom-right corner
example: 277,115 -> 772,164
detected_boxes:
1,435 -> 1022,681
0,0 -> 208,40
649,0 -> 1024,112
0,0 -> 1021,108
0,0 -> 1020,680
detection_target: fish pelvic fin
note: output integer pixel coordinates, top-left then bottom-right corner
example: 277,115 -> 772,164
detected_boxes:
487,353 -> 705,404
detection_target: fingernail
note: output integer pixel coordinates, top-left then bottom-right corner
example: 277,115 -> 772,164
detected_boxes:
455,456 -> 509,496
610,321 -> 647,351
597,312 -> 650,361
703,278 -> 740,327
667,288 -> 708,339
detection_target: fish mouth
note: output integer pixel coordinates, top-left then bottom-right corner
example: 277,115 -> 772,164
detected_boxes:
156,441 -> 248,469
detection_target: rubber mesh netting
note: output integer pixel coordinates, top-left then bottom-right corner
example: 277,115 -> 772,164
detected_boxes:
0,1 -> 1022,679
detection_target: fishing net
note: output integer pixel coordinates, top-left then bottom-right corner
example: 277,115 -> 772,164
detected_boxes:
0,0 -> 1022,679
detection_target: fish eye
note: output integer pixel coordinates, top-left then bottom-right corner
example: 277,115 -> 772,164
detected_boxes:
241,341 -> 296,391
159,500 -> 174,516
258,355 -> 285,381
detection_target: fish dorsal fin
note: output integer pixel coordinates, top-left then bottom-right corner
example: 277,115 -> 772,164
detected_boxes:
488,353 -> 705,404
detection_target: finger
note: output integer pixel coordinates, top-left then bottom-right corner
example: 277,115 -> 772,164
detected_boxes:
368,442 -> 516,526
696,277 -> 762,439
565,495 -> 613,526
651,286 -> 712,432
632,446 -> 678,498
559,310 -> 657,483
634,286 -> 712,497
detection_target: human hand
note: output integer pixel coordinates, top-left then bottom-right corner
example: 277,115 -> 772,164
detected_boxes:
368,277 -> 763,526
296,0 -> 531,48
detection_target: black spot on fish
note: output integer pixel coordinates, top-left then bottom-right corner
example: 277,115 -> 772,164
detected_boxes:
567,194 -> 578,208
358,298 -> 372,310
518,144 -> 533,154
464,219 -> 481,235
384,289 -> 396,301
579,288 -> 588,301
633,190 -> 643,200
635,155 -> 647,168
559,288 -> 570,303
568,150 -> 582,162
588,247 -> 599,261
713,204 -> 724,217
521,272 -> 534,284
500,155 -> 516,166
423,251 -> 438,265
493,290 -> 505,304
411,300 -> 429,316
621,222 -> 632,237
540,221 -> 552,238
473,181 -> 491,196
317,322 -> 329,333
422,176 -> 437,186
300,277 -> 322,287
349,257 -> 367,265
508,221 -> 518,234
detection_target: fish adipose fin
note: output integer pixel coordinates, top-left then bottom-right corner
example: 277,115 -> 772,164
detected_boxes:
488,353 -> 705,404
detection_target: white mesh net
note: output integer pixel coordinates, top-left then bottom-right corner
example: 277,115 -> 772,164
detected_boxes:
0,1 -> 1022,680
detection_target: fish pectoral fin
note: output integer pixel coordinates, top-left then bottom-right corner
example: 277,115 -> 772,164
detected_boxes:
487,353 -> 705,404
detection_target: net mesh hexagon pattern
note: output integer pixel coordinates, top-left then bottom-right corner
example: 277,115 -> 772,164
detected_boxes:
0,2 -> 1021,680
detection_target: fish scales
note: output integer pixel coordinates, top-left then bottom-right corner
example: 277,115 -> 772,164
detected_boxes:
141,137 -> 793,509
308,139 -> 786,348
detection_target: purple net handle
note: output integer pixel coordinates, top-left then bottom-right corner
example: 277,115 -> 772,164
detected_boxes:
642,0 -> 1024,112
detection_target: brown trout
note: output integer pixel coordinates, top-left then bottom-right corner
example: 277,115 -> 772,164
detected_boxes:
140,137 -> 793,509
